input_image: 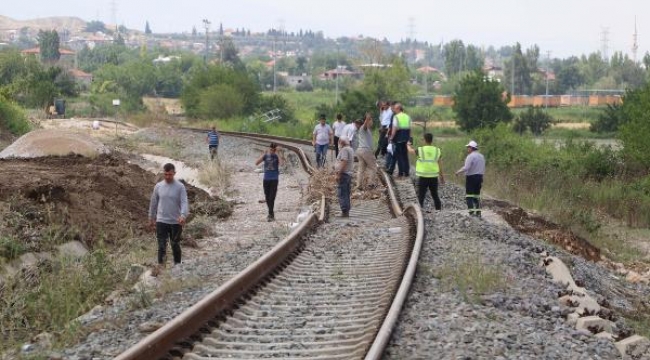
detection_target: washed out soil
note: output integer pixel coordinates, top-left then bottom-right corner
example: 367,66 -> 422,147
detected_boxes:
0,153 -> 232,253
484,198 -> 601,261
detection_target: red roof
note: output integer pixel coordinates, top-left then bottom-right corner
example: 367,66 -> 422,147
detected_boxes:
21,47 -> 76,55
69,69 -> 93,78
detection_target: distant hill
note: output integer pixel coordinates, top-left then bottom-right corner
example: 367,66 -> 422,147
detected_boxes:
0,15 -> 87,33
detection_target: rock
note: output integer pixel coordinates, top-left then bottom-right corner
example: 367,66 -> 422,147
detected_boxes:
124,264 -> 147,283
57,241 -> 89,259
138,321 -> 164,333
575,315 -> 613,334
32,332 -> 53,350
75,305 -> 104,324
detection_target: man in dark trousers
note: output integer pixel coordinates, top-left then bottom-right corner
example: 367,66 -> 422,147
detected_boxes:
336,137 -> 355,217
387,102 -> 411,177
455,140 -> 485,217
256,143 -> 284,221
148,163 -> 189,269
206,126 -> 219,160
408,133 -> 444,210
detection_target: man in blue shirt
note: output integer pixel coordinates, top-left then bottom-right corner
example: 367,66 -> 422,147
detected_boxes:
255,143 -> 284,221
206,126 -> 219,160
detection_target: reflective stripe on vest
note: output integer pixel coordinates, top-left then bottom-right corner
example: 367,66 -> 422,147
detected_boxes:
415,145 -> 440,177
395,113 -> 411,129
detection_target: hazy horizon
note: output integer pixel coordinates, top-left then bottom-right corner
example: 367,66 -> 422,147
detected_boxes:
3,0 -> 648,59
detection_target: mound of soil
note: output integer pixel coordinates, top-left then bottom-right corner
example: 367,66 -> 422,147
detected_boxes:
0,129 -> 109,159
0,153 -> 231,252
484,199 -> 601,261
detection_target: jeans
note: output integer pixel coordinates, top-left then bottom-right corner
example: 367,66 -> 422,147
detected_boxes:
263,179 -> 278,216
394,142 -> 409,176
337,173 -> 352,213
156,222 -> 183,264
465,174 -> 483,217
315,144 -> 329,168
417,177 -> 441,210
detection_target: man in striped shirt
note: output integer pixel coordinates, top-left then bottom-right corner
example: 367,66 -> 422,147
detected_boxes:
206,126 -> 220,160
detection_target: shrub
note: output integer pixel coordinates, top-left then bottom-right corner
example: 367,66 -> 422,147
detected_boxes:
258,93 -> 296,123
198,84 -> 245,119
514,106 -> 555,136
0,96 -> 30,135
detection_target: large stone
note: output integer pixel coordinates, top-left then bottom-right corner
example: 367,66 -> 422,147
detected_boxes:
575,315 -> 613,334
615,335 -> 650,356
124,264 -> 147,283
57,241 -> 89,259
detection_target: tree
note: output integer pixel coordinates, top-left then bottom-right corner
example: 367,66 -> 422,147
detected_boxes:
85,20 -> 107,33
443,40 -> 465,77
503,43 -> 533,95
145,21 -> 152,35
618,83 -> 650,172
591,103 -> 622,133
452,70 -> 512,132
513,106 -> 555,135
38,30 -> 60,64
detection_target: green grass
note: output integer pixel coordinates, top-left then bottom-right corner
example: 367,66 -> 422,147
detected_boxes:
434,250 -> 506,303
275,90 -> 336,121
511,106 -> 604,123
439,128 -> 650,264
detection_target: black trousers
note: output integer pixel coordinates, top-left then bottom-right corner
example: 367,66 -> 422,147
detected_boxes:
375,128 -> 388,157
333,136 -> 340,158
156,222 -> 183,264
263,179 -> 279,216
417,177 -> 442,210
465,174 -> 483,216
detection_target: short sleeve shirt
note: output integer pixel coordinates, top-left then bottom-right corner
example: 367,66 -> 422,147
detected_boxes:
313,124 -> 332,145
337,146 -> 355,176
332,121 -> 346,138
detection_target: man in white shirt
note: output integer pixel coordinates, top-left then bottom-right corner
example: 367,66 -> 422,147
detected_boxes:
331,113 -> 346,158
375,100 -> 393,158
342,121 -> 358,150
312,114 -> 333,168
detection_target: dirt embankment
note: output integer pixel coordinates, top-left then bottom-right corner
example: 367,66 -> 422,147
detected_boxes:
0,153 -> 231,253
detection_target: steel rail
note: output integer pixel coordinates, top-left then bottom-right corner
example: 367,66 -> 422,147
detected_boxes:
116,130 -> 424,360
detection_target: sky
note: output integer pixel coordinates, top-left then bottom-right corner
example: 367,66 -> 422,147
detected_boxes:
2,0 -> 647,59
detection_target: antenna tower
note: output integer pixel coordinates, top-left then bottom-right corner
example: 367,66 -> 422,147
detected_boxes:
600,27 -> 610,62
633,17 -> 639,62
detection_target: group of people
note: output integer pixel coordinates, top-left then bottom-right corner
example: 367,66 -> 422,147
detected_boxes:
147,110 -> 485,269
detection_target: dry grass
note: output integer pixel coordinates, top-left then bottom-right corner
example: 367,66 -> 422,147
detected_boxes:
197,159 -> 233,197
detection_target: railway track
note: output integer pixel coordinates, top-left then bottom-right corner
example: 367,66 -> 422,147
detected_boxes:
116,131 -> 424,360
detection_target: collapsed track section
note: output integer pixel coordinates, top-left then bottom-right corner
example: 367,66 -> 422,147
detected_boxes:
116,131 -> 423,360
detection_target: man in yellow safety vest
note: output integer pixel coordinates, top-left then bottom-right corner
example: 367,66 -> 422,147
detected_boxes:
408,133 -> 444,210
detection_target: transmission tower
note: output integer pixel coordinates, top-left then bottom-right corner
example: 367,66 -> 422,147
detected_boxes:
632,17 -> 639,63
110,0 -> 117,32
600,27 -> 610,62
407,17 -> 416,65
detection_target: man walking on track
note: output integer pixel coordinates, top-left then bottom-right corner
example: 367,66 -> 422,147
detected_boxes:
455,140 -> 485,218
255,143 -> 284,222
206,126 -> 220,160
148,163 -> 189,269
408,133 -> 444,210
312,114 -> 333,168
336,137 -> 355,217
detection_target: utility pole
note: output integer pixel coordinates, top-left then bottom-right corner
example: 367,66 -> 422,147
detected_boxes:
273,30 -> 277,92
203,19 -> 211,64
511,57 -> 515,96
335,41 -> 340,105
601,27 -> 610,62
545,50 -> 551,110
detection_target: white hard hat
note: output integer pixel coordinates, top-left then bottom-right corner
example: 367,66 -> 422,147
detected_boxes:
466,140 -> 478,149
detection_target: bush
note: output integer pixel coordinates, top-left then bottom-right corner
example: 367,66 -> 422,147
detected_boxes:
514,106 -> 555,136
295,81 -> 313,92
258,93 -> 296,123
452,70 -> 512,131
197,84 -> 244,119
591,103 -> 622,133
0,97 -> 30,135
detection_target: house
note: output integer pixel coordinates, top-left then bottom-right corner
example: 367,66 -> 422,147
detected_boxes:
21,47 -> 76,68
318,66 -> 360,81
483,65 -> 503,80
68,68 -> 93,88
